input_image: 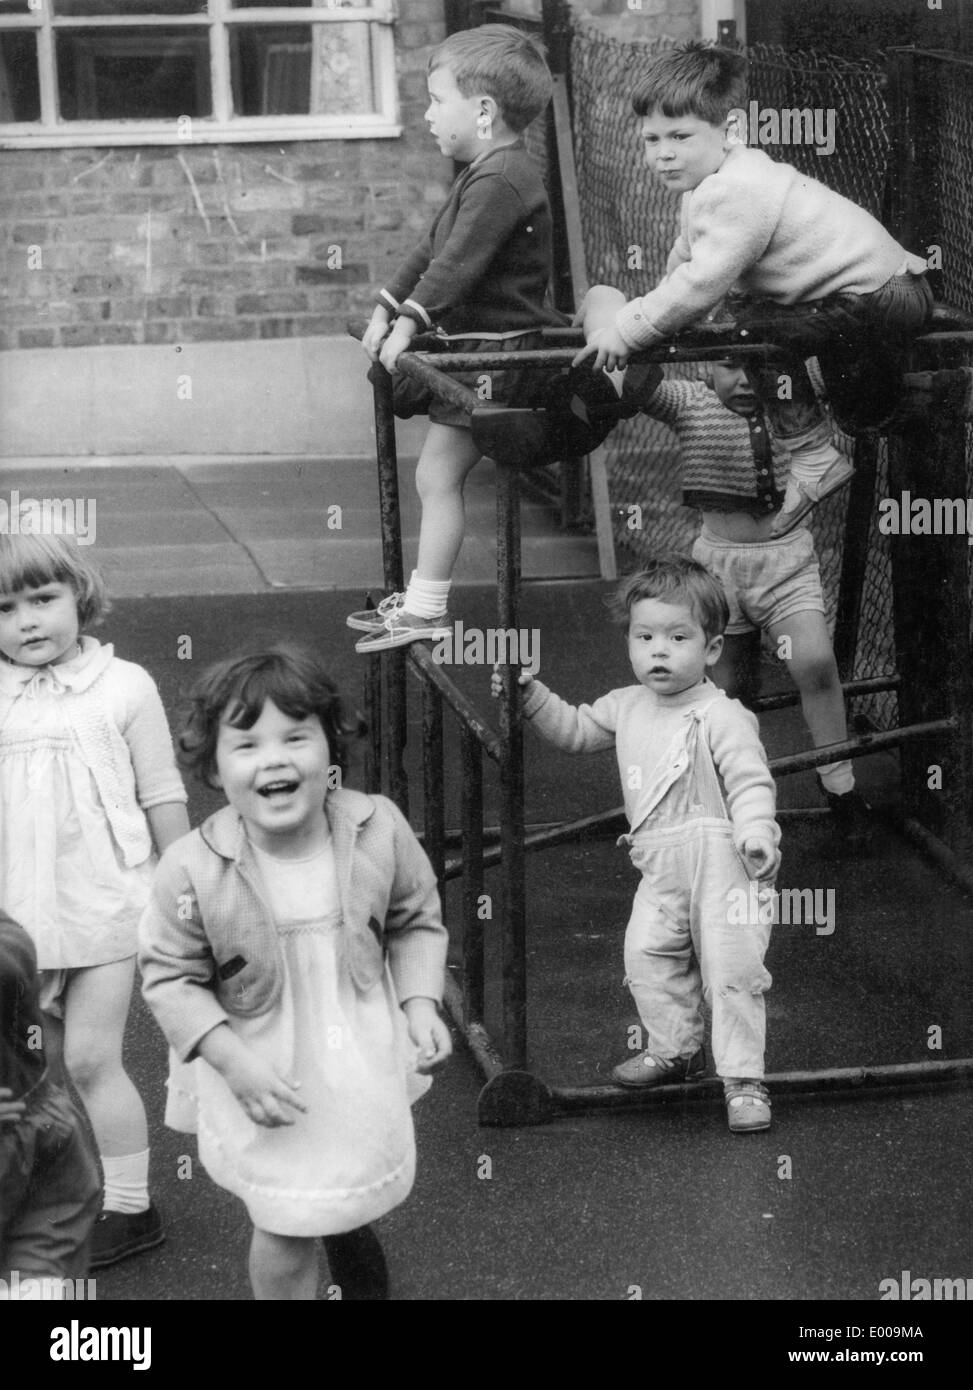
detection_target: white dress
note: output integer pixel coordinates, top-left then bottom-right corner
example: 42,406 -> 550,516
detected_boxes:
0,644 -> 154,969
167,839 -> 431,1237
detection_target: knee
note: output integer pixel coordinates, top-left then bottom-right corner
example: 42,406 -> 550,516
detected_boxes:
62,1045 -> 116,1095
791,653 -> 840,696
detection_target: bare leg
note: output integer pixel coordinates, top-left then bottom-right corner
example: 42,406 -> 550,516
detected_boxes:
413,423 -> 483,582
62,957 -> 147,1158
711,630 -> 762,710
767,610 -> 847,751
249,1229 -> 318,1300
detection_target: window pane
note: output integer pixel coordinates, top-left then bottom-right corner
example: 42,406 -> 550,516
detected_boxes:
230,21 -> 373,116
0,30 -> 41,122
54,0 -> 206,13
55,28 -> 211,119
0,1 -> 37,14
231,0 -> 372,9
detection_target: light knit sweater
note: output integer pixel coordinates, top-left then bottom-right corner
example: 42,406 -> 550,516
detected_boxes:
616,145 -> 927,349
0,637 -> 186,866
523,675 -> 779,851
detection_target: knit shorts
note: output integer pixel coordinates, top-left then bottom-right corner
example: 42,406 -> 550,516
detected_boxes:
692,525 -> 825,636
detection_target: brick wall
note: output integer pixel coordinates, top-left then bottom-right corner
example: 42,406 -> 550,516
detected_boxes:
0,3 -> 450,352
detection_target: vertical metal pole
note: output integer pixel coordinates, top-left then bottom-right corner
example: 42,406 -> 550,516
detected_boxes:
496,458 -> 527,1069
363,649 -> 381,794
421,680 -> 446,904
888,425 -> 973,855
460,726 -> 485,1025
371,361 -> 409,814
832,436 -> 879,682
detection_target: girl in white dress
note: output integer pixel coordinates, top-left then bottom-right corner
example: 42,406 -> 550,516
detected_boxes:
0,534 -> 189,1268
138,645 -> 451,1299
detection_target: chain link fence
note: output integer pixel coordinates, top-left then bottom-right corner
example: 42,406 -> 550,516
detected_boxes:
569,25 -> 904,728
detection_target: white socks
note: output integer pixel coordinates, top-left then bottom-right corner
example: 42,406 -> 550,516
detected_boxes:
404,572 -> 451,619
101,1148 -> 150,1215
819,761 -> 855,796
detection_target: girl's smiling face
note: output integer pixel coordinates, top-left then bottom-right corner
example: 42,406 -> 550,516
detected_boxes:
214,699 -> 333,857
0,582 -> 81,666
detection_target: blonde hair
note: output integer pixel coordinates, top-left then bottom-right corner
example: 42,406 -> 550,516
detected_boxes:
0,534 -> 110,628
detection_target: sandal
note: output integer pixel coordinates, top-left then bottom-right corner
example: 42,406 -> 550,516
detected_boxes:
724,1079 -> 771,1133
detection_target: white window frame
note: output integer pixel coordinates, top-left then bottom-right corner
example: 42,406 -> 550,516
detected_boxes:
0,0 -> 401,147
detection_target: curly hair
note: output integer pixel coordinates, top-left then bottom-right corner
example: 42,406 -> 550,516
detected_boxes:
177,643 -> 367,787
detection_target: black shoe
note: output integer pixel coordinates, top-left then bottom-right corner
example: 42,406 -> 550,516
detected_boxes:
818,779 -> 872,855
89,1203 -> 165,1270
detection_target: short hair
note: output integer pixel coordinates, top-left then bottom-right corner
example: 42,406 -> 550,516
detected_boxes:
177,643 -> 367,787
429,23 -> 553,133
631,41 -> 748,125
0,533 -> 109,628
0,911 -> 47,1094
612,554 -> 729,640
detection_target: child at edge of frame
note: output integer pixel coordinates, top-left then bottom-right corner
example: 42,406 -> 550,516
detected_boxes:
0,533 -> 189,1271
352,22 -> 565,654
573,41 -> 948,539
493,555 -> 781,1133
137,644 -> 452,1300
0,910 -> 102,1293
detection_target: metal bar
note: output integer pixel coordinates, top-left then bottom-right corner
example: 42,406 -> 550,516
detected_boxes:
409,343 -> 784,371
832,436 -> 879,682
890,814 -> 973,902
406,644 -> 503,762
362,625 -> 381,794
396,352 -> 479,415
386,651 -> 410,817
768,719 -> 956,777
372,363 -> 404,595
443,974 -> 505,1081
547,1059 -> 973,1114
752,676 -> 901,716
460,727 -> 486,1025
496,460 -> 528,1069
421,681 -> 446,905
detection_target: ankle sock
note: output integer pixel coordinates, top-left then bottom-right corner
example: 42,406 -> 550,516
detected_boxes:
101,1148 -> 150,1215
404,572 -> 451,619
818,761 -> 855,796
323,1225 -> 389,1301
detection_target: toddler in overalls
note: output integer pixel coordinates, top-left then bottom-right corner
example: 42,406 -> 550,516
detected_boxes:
511,555 -> 780,1132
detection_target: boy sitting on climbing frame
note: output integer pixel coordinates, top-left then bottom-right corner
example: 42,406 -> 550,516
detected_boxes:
574,41 -> 948,538
352,24 -> 564,654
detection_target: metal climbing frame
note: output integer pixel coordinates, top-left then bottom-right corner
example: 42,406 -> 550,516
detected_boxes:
350,308 -> 973,1126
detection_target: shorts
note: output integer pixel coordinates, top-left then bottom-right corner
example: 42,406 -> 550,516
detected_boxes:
427,330 -> 546,428
0,1078 -> 101,1281
692,524 -> 825,636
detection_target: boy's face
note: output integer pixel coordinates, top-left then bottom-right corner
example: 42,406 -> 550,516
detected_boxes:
711,360 -> 759,415
214,699 -> 333,857
627,597 -> 723,696
425,64 -> 487,163
639,109 -> 730,193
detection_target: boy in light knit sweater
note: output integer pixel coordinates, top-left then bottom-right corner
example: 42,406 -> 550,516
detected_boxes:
575,42 -> 936,537
498,556 -> 780,1132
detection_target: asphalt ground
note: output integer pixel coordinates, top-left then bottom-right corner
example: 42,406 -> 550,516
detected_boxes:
61,582 -> 973,1329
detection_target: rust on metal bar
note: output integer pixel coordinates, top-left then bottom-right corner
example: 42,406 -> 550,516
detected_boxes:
460,726 -> 486,1025
406,643 -> 502,762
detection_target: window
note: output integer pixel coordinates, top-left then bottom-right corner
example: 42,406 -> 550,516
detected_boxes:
0,0 -> 400,146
